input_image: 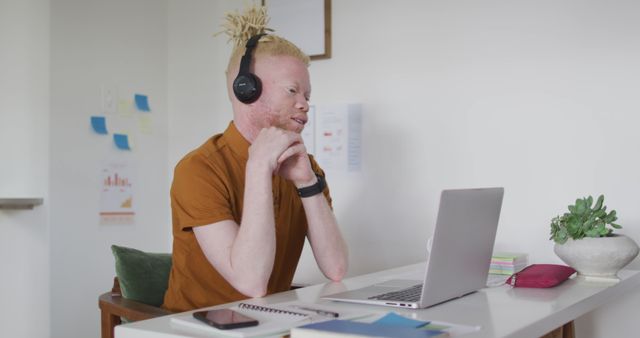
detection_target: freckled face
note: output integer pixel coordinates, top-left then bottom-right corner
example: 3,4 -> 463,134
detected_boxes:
248,55 -> 311,133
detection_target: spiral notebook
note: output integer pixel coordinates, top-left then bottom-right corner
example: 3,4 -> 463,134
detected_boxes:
170,301 -> 365,337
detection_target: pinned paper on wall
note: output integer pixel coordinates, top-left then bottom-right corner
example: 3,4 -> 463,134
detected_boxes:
100,161 -> 136,225
118,98 -> 135,117
314,103 -> 362,173
90,116 -> 108,134
346,107 -> 362,172
113,133 -> 132,150
90,86 -> 155,153
138,115 -> 153,134
134,94 -> 151,112
301,105 -> 316,154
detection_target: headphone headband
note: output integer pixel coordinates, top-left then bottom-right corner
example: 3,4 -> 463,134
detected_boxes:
233,34 -> 266,104
238,34 -> 265,74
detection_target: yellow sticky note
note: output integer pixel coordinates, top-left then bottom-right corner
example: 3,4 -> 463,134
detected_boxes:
118,99 -> 134,117
138,115 -> 153,134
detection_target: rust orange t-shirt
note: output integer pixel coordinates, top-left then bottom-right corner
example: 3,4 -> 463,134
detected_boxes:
162,121 -> 331,312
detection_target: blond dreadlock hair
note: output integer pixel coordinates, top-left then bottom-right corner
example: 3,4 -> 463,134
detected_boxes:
216,4 -> 310,77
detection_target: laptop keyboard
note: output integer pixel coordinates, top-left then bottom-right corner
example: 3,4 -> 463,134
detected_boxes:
368,284 -> 423,302
368,275 -> 507,302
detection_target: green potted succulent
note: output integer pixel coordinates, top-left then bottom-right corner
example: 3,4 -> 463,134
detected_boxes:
550,195 -> 639,281
549,195 -> 621,244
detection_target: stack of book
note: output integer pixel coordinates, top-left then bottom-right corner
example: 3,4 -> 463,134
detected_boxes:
291,319 -> 448,338
291,312 -> 449,338
490,252 -> 528,275
290,312 -> 483,338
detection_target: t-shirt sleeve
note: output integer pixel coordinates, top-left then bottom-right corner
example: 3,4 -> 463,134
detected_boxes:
171,154 -> 234,230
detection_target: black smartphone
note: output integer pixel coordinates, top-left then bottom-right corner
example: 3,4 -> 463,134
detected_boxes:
192,309 -> 259,330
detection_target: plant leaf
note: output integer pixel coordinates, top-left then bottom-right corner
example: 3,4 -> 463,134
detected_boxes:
583,218 -> 594,229
593,195 -> 604,211
575,199 -> 587,215
567,217 -> 581,235
585,228 -> 600,237
554,228 -> 568,244
594,209 -> 606,218
605,210 -> 617,223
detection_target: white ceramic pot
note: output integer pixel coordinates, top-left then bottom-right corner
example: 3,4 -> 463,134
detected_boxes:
554,234 -> 640,281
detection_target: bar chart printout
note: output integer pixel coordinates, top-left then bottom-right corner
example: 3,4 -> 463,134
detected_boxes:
100,162 -> 136,225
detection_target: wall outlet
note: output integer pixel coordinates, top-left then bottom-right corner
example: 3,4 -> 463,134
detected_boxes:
101,85 -> 117,115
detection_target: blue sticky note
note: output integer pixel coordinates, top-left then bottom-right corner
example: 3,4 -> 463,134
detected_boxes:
134,94 -> 151,112
373,312 -> 430,328
91,116 -> 108,134
113,133 -> 131,150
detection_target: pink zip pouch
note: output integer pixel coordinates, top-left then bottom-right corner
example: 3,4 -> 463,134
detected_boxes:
506,264 -> 576,288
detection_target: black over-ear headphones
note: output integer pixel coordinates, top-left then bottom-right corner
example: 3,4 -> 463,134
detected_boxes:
233,34 -> 265,104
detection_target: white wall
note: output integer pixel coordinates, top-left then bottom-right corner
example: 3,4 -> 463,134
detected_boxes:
168,0 -> 237,172
50,0 -> 169,337
167,1 -> 640,337
0,0 -> 50,337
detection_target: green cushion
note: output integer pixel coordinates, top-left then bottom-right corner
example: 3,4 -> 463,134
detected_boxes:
111,245 -> 172,307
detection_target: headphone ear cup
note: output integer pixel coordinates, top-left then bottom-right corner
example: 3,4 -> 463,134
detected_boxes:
233,73 -> 262,104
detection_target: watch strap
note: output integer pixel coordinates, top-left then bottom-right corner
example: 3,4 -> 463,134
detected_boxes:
297,174 -> 326,198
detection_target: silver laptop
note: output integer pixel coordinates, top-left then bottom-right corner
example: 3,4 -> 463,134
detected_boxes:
322,187 -> 504,309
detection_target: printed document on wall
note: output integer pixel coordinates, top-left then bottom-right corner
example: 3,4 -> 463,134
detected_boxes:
301,105 -> 316,154
314,103 -> 362,173
100,161 -> 136,225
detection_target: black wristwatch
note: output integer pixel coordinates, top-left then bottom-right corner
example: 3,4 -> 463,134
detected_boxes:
296,173 -> 326,198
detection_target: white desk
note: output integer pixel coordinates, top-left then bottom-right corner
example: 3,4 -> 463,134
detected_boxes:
116,263 -> 640,338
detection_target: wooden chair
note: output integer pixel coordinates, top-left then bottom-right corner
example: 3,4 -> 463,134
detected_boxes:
100,243 -> 308,338
99,245 -> 174,338
99,276 -> 172,338
98,277 -> 306,338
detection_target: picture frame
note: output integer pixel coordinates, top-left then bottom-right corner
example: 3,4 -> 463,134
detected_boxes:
262,0 -> 331,60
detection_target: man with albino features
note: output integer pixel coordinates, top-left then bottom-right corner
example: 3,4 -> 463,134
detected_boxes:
163,6 -> 348,312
